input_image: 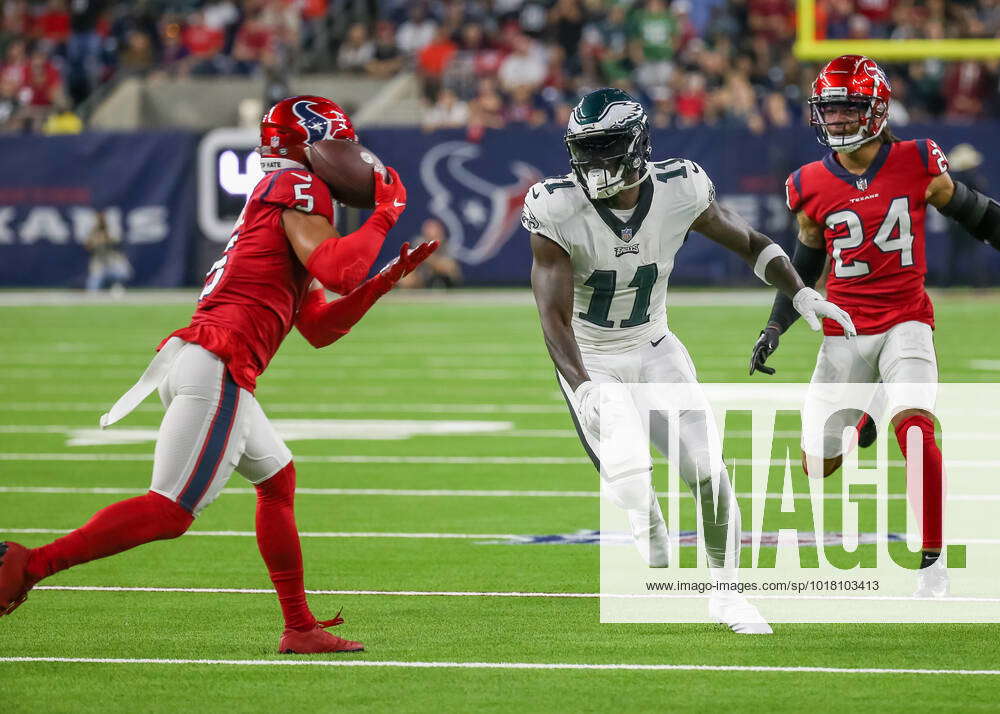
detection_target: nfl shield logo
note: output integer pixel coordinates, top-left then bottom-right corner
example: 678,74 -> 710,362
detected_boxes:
620,227 -> 634,243
856,177 -> 868,191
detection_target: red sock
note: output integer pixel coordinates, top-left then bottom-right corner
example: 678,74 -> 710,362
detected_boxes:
894,414 -> 944,551
26,491 -> 193,582
255,461 -> 316,632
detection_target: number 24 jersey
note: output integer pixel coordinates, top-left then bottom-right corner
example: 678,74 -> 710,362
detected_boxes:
785,139 -> 948,336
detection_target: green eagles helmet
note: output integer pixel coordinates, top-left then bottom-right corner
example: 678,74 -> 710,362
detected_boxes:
564,88 -> 651,200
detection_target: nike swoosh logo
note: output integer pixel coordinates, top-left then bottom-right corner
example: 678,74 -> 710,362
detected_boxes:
291,172 -> 312,181
393,199 -> 405,207
531,188 -> 539,199
650,335 -> 666,347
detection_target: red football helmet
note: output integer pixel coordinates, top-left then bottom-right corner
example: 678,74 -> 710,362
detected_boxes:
809,55 -> 891,153
258,95 -> 357,172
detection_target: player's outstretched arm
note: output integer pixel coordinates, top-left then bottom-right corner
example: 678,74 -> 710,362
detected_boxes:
530,233 -> 599,433
691,200 -> 855,375
929,171 -> 1000,250
285,167 -> 408,295
296,241 -> 438,348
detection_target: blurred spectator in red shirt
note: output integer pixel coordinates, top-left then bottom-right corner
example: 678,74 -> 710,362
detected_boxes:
20,49 -> 62,107
233,7 -> 278,72
675,71 -> 707,126
748,0 -> 792,42
944,60 -> 990,121
183,11 -> 225,62
1,40 -> 28,86
418,25 -> 457,96
37,0 -> 72,44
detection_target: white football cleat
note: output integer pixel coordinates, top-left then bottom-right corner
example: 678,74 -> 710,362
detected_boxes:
626,491 -> 669,568
709,595 -> 773,635
914,559 -> 949,598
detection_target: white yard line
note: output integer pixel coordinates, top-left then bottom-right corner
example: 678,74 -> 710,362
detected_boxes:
8,452 -> 1000,468
0,454 -> 593,464
1,656 -> 997,676
1,368 -> 552,382
0,402 -> 568,414
8,485 -> 1000,501
31,585 -> 1000,604
0,528 -> 519,539
8,528 -> 1000,546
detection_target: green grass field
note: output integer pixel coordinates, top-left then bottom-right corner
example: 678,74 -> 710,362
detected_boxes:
2,290 -> 1000,712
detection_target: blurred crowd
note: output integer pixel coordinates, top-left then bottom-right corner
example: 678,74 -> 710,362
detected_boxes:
0,0 -> 319,132
400,0 -> 1000,134
3,0 -> 1000,135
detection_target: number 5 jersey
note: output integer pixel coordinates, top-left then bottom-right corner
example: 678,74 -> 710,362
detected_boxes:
521,159 -> 715,353
162,168 -> 336,392
785,139 -> 948,336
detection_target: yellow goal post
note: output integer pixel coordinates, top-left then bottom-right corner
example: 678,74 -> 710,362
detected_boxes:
793,0 -> 1000,61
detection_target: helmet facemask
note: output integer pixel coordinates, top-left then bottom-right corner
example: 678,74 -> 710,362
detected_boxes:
566,126 -> 648,200
809,95 -> 887,154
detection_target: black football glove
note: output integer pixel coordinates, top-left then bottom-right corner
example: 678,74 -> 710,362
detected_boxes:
749,326 -> 781,376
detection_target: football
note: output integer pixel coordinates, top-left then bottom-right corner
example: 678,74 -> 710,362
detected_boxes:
306,139 -> 387,209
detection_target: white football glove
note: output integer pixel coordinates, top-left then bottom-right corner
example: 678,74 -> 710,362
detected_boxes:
792,287 -> 857,337
574,380 -> 601,436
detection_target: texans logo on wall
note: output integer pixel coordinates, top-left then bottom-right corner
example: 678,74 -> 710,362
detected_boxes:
419,141 -> 541,266
362,130 -> 563,284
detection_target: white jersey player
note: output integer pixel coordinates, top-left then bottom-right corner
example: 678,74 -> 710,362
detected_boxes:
523,88 -> 857,635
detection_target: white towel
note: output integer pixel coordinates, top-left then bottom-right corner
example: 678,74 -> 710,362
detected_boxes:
99,337 -> 185,429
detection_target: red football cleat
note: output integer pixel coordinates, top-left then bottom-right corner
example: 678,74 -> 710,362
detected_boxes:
279,611 -> 363,654
279,625 -> 364,654
0,542 -> 34,616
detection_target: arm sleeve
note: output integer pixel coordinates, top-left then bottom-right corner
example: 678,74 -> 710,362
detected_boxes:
522,183 -> 571,254
260,170 -> 335,222
304,207 -> 396,295
295,273 -> 393,348
766,240 -> 827,333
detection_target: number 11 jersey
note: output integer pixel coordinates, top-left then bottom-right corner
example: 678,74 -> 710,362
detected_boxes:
785,139 -> 948,336
521,160 -> 715,353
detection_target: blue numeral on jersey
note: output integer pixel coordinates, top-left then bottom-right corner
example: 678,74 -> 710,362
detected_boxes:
580,264 -> 657,329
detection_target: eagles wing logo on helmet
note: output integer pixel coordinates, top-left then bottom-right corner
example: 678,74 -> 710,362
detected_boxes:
565,88 -> 651,200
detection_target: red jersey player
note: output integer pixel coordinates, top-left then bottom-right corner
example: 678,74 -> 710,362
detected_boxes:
0,95 -> 438,653
750,56 -> 1000,597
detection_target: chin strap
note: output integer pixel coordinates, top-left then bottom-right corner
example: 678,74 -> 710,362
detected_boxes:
619,167 -> 650,191
588,166 -> 649,199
